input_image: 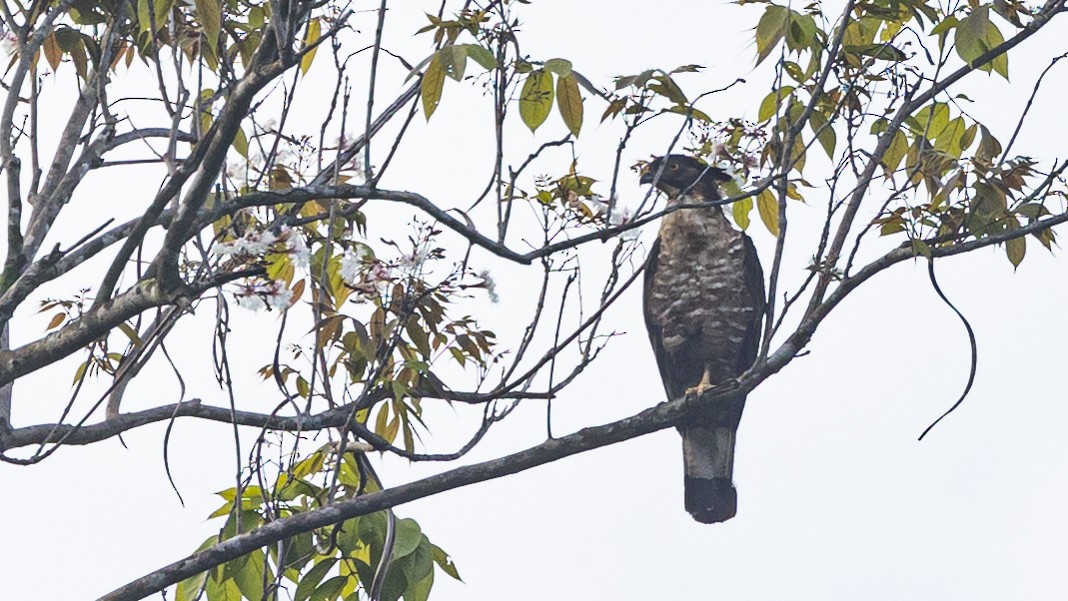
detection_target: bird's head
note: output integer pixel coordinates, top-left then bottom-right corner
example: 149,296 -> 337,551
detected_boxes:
639,154 -> 730,201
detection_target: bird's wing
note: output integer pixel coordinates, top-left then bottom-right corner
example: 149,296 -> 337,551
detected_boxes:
643,237 -> 702,401
737,233 -> 767,374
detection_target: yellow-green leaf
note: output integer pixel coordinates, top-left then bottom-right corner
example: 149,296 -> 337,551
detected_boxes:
300,18 -> 321,75
441,44 -> 467,81
732,196 -> 753,231
758,86 -> 794,123
556,73 -> 583,136
175,538 -> 216,601
882,130 -> 909,173
543,57 -> 573,76
232,127 -> 248,158
757,188 -> 780,236
809,110 -> 836,158
755,5 -> 789,64
955,6 -> 1008,79
137,0 -> 174,34
519,69 -> 554,132
1006,235 -> 1025,268
421,52 -> 445,119
194,0 -> 221,59
789,133 -> 806,173
464,44 -> 496,70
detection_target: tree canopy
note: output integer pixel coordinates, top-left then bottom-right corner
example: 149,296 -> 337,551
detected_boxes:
0,0 -> 1066,599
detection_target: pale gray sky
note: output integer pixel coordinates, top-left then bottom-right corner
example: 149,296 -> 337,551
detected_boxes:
2,1 -> 1067,599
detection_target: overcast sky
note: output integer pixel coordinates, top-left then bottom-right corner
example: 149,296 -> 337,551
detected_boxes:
2,1 -> 1067,599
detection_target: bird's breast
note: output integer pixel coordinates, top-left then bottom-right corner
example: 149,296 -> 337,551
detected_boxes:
648,209 -> 757,361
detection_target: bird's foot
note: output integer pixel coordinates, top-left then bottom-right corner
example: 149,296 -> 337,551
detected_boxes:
685,382 -> 714,398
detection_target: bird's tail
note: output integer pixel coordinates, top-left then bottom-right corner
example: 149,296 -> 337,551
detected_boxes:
681,424 -> 738,523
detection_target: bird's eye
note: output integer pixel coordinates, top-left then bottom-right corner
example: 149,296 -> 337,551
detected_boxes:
669,163 -> 679,171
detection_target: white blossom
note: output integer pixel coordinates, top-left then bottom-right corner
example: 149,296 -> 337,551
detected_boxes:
213,229 -> 278,258
609,207 -> 639,241
339,249 -> 364,286
0,32 -> 17,57
265,285 -> 294,311
233,280 -> 292,312
587,194 -> 610,217
398,246 -> 431,274
282,227 -> 310,270
225,159 -> 249,186
333,131 -> 355,147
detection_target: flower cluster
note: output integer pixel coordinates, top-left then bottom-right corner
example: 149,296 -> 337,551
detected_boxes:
215,227 -> 309,312
212,229 -> 279,258
233,279 -> 294,312
0,31 -> 17,56
339,245 -> 393,299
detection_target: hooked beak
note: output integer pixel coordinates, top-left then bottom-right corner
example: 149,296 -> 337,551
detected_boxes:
639,167 -> 654,185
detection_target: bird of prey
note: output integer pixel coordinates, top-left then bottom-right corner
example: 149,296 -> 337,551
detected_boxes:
640,154 -> 766,524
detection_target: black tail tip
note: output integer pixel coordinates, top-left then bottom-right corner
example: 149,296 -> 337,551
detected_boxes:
684,477 -> 737,524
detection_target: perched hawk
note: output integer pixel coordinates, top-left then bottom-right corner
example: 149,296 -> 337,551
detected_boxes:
640,154 -> 766,524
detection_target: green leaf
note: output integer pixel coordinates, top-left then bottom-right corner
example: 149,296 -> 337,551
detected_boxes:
882,130 -> 909,173
358,511 -> 388,563
757,188 -> 780,236
194,0 -> 221,59
975,125 -> 1003,165
664,105 -> 711,122
519,69 -> 554,132
959,123 -> 978,152
421,52 -> 445,119
543,57 -> 573,76
231,550 -> 268,601
808,110 -> 836,158
955,7 -> 1008,78
137,0 -> 173,35
380,567 -> 407,601
788,132 -> 807,173
939,117 -> 968,157
930,15 -> 959,37
402,537 -> 435,585
431,544 -> 462,581
310,575 -> 348,601
732,196 -> 753,231
392,518 -> 423,559
1006,235 -> 1026,268
440,44 -> 467,81
988,26 -> 1009,79
335,518 -> 360,555
755,5 -> 789,64
205,576 -> 242,601
175,537 -> 217,601
463,44 -> 496,70
648,75 -> 688,105
295,559 -> 337,601
301,18 -> 322,75
556,73 -> 583,136
757,86 -> 794,123
842,43 -> 908,61
405,569 -> 434,601
232,127 -> 249,158
405,317 -> 431,358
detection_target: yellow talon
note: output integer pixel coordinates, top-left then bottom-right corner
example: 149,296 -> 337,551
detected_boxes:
685,370 -> 715,397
